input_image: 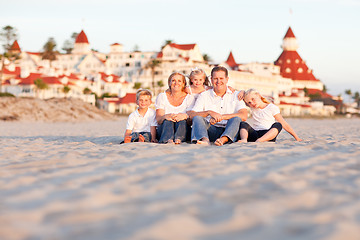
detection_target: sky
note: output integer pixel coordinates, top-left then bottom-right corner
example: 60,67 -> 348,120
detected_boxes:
1,0 -> 359,96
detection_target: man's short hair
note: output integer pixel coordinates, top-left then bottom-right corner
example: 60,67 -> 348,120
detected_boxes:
211,66 -> 228,78
136,89 -> 152,102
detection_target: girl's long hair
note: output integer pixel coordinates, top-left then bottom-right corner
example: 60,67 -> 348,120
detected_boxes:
188,68 -> 210,87
245,88 -> 271,104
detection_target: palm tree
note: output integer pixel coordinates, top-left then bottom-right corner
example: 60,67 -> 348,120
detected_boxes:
161,39 -> 173,49
145,59 -> 161,94
202,53 -> 212,63
322,84 -> 328,93
62,32 -> 78,54
0,25 -> 18,93
345,89 -> 352,104
41,37 -> 58,68
34,78 -> 48,98
353,91 -> 360,108
62,85 -> 71,98
83,87 -> 92,95
133,82 -> 142,90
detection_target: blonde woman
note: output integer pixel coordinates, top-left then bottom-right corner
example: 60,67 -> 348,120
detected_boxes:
155,72 -> 195,144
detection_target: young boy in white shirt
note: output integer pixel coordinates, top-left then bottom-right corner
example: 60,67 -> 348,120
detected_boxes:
123,89 -> 157,143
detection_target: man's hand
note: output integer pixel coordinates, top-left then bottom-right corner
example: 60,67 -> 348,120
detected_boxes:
208,111 -> 223,123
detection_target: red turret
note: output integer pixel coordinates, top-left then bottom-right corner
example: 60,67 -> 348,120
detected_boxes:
225,51 -> 238,70
275,27 -> 318,81
75,30 -> 89,44
10,40 -> 21,52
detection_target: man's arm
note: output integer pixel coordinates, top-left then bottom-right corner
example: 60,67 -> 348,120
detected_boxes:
222,108 -> 248,121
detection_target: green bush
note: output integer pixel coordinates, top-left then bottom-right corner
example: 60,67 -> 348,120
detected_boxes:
0,92 -> 15,97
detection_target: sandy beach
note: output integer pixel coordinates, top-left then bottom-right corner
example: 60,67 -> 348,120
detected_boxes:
1,118 -> 360,240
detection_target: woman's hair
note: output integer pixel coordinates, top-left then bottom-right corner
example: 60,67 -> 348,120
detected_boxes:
189,68 -> 210,86
168,72 -> 187,92
244,88 -> 271,104
136,89 -> 152,102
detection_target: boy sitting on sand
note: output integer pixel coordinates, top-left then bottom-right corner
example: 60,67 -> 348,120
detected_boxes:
123,89 -> 157,143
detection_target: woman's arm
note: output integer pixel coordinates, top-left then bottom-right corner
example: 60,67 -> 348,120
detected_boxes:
274,114 -> 302,141
156,109 -> 174,124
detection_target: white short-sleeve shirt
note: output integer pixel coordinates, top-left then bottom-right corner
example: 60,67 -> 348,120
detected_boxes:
126,108 -> 157,133
191,88 -> 247,127
250,103 -> 280,130
155,92 -> 195,114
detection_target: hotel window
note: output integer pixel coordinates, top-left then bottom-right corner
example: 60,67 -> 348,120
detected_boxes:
285,68 -> 291,73
125,63 -> 130,67
298,68 -> 303,73
286,59 -> 291,64
295,59 -> 300,64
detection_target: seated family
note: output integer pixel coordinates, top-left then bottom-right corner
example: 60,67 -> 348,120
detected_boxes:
123,66 -> 302,144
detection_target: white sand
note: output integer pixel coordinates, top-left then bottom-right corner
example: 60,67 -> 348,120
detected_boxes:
1,118 -> 360,240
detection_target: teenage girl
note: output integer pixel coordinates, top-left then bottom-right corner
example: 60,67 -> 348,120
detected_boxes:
238,88 -> 302,142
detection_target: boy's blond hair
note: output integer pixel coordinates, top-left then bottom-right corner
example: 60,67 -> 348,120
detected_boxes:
136,89 -> 152,102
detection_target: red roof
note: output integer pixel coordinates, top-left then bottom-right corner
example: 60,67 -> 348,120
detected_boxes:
42,77 -> 62,85
284,27 -> 296,39
75,30 -> 89,44
105,93 -> 136,104
3,67 -> 21,77
307,88 -> 333,98
169,43 -> 196,50
99,72 -> 121,83
157,52 -> 163,58
279,92 -> 300,97
18,73 -> 42,85
275,51 -> 318,81
279,101 -> 311,107
119,93 -> 136,104
111,43 -> 121,46
18,73 -> 62,85
26,51 -> 41,55
226,51 -> 238,69
10,40 -> 21,52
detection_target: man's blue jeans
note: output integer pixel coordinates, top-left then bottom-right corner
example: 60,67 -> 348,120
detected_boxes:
157,119 -> 189,143
191,116 -> 241,143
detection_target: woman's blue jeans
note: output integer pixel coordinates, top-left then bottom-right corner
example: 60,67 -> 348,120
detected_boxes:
157,120 -> 189,143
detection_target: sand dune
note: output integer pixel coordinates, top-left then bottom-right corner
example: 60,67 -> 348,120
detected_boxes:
0,97 -> 118,122
1,118 -> 360,240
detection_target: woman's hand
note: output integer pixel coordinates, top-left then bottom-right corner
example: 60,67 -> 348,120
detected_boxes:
173,113 -> 188,122
164,113 -> 176,122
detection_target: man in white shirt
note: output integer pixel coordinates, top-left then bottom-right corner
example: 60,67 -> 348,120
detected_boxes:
189,66 -> 248,146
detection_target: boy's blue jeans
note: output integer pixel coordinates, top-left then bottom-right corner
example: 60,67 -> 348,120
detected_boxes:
157,120 -> 188,143
130,132 -> 151,142
191,116 -> 241,143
